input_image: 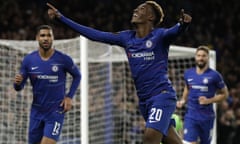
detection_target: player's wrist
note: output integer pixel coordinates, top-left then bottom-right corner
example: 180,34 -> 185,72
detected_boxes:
56,11 -> 62,18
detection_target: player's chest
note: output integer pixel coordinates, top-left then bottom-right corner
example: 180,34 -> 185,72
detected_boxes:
126,36 -> 159,51
125,37 -> 163,63
27,60 -> 64,75
187,75 -> 215,92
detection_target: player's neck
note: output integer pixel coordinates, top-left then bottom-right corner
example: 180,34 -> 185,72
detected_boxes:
196,66 -> 208,74
39,48 -> 55,60
135,24 -> 154,38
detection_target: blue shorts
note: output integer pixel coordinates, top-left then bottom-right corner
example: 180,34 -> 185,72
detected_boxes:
28,106 -> 65,144
183,117 -> 214,144
139,91 -> 176,136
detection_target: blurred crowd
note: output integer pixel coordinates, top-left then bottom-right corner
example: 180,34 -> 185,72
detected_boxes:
1,0 -> 240,143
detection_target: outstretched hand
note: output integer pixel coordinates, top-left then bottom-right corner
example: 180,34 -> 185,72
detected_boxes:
47,3 -> 61,19
179,9 -> 192,24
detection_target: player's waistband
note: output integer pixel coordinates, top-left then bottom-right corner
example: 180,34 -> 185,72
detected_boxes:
139,89 -> 176,101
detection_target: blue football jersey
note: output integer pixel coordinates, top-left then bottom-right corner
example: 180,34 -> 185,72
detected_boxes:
184,68 -> 226,120
14,50 -> 81,109
120,28 -> 178,100
59,16 -> 187,100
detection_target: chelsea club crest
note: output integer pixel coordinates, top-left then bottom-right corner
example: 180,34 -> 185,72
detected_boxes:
203,78 -> 208,84
146,40 -> 152,48
52,65 -> 59,72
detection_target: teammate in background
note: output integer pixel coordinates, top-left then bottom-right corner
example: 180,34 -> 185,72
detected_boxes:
47,1 -> 191,144
177,46 -> 229,144
13,25 -> 81,144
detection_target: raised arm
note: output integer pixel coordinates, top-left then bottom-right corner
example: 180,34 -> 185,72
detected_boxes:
47,3 -> 124,46
163,9 -> 192,43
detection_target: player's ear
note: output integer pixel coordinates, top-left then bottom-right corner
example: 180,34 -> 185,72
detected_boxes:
148,13 -> 155,21
148,13 -> 156,25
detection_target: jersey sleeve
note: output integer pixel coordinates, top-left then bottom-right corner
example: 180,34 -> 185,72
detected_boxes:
63,54 -> 81,98
183,69 -> 189,85
162,23 -> 189,44
59,15 -> 125,47
214,71 -> 226,89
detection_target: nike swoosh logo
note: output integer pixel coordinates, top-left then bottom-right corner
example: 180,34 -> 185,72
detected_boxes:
31,67 -> 38,70
149,120 -> 159,123
187,79 -> 193,82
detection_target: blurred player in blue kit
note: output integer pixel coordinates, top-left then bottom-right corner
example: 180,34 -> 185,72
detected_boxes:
177,46 -> 229,144
47,1 -> 191,144
13,25 -> 81,144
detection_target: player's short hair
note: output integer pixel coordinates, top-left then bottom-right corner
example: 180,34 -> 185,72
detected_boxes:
145,1 -> 164,26
36,25 -> 53,34
196,45 -> 210,55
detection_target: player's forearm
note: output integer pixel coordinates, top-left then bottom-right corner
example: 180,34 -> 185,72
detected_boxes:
208,95 -> 226,104
179,96 -> 187,105
164,23 -> 181,39
207,87 -> 228,104
180,85 -> 189,104
179,21 -> 190,32
67,71 -> 81,98
163,23 -> 189,43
